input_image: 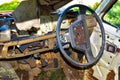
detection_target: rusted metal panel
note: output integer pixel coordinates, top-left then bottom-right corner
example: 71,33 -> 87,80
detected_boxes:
106,70 -> 115,80
85,68 -> 99,80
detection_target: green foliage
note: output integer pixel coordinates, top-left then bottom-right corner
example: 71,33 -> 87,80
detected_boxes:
71,2 -> 100,14
0,0 -> 20,11
89,2 -> 100,10
104,1 -> 120,26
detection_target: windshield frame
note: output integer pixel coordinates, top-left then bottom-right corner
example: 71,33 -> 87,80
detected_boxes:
96,0 -> 118,28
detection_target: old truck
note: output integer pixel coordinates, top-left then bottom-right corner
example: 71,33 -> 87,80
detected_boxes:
0,0 -> 119,80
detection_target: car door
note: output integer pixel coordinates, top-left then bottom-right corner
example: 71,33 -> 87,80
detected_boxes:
89,0 -> 120,80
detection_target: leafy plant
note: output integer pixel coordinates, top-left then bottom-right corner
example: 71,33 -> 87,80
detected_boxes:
104,0 -> 120,26
89,2 -> 100,10
0,0 -> 20,11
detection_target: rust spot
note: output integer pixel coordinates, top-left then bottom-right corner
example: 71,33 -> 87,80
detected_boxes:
116,48 -> 120,53
15,69 -> 29,80
85,68 -> 98,80
73,26 -> 86,45
0,45 -> 3,52
118,66 -> 120,80
106,70 -> 115,80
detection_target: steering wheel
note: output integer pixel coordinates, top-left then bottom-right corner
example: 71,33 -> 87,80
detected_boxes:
56,4 -> 105,68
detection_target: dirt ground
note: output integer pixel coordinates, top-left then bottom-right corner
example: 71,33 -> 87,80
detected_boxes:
15,68 -> 65,80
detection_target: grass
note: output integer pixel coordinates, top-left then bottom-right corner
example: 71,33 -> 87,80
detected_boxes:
0,0 -> 20,11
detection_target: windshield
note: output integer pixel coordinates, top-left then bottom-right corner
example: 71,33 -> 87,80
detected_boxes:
58,0 -> 101,12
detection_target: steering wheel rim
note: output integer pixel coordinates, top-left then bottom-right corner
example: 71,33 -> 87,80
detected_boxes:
56,4 -> 105,68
